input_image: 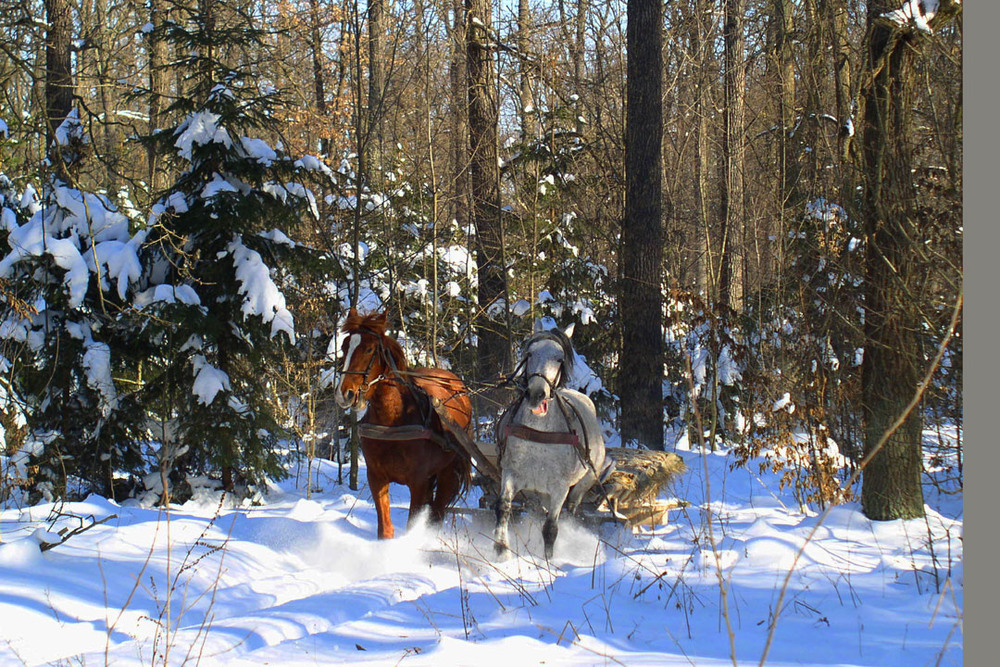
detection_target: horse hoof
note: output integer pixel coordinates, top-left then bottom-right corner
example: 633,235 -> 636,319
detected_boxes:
494,543 -> 511,561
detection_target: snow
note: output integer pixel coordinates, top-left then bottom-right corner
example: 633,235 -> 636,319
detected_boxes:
82,339 -> 116,413
133,283 -> 202,309
227,236 -> 295,342
191,354 -> 231,405
240,137 -> 277,165
41,237 -> 89,308
53,109 -> 86,148
512,299 -> 532,317
201,172 -> 240,199
174,110 -> 232,160
0,183 -> 144,307
0,428 -> 962,666
883,0 -> 943,33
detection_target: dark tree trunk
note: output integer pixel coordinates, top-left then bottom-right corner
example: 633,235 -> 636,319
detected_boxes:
859,1 -> 962,520
367,0 -> 385,179
44,0 -> 74,166
466,0 -> 510,399
860,11 -> 924,520
518,0 -> 534,138
146,0 -> 168,192
620,0 -> 664,450
719,0 -> 745,310
309,0 -> 330,156
449,0 -> 470,233
825,0 -> 853,164
689,0 -> 713,296
772,0 -> 797,208
572,0 -> 587,135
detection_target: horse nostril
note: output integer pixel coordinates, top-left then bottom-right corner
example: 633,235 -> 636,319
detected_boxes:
344,390 -> 355,403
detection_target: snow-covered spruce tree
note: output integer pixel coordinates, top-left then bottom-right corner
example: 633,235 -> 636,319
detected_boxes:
0,114 -> 150,501
130,2 -> 326,501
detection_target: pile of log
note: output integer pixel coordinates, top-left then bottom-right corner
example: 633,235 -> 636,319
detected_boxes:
589,447 -> 688,527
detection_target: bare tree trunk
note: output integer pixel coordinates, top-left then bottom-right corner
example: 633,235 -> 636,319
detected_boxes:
572,0 -> 587,135
691,0 -> 713,297
859,1 -> 962,521
146,0 -> 168,192
466,0 -> 510,400
772,0 -> 797,206
367,0 -> 385,180
517,0 -> 534,138
308,0 -> 330,156
826,0 -> 854,164
620,0 -> 664,450
449,0 -> 470,231
719,0 -> 745,310
44,0 -> 74,169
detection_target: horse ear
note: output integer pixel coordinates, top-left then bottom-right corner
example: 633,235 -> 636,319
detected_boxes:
348,306 -> 358,317
376,310 -> 389,325
562,322 -> 575,339
533,319 -> 545,333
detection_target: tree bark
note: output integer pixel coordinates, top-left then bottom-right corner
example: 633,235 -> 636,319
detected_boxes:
689,0 -> 713,296
308,0 -> 330,156
44,0 -> 74,165
367,0 -> 385,179
859,1 -> 962,521
449,0 -> 470,232
620,0 -> 664,450
517,0 -> 534,138
146,0 -> 168,192
572,0 -> 587,135
826,0 -> 853,164
719,0 -> 745,311
466,0 -> 510,398
772,0 -> 797,207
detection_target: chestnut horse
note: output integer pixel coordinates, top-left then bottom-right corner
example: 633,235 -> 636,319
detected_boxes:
334,309 -> 472,539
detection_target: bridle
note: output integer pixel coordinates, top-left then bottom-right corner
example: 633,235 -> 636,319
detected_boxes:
339,328 -> 437,426
518,333 -> 570,393
340,329 -> 389,404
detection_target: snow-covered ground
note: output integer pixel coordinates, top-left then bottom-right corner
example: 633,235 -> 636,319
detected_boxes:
0,430 -> 962,666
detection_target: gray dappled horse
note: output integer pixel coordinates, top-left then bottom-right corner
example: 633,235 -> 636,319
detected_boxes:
494,322 -> 609,560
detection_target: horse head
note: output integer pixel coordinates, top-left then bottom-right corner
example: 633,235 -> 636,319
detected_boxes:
335,308 -> 404,411
521,322 -> 576,416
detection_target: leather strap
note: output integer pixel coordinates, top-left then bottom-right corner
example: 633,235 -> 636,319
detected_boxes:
503,423 -> 580,447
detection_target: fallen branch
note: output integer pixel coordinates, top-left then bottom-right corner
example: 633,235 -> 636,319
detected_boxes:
39,513 -> 118,552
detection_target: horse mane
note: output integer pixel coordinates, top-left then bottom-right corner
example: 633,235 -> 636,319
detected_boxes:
341,310 -> 409,371
523,328 -> 575,387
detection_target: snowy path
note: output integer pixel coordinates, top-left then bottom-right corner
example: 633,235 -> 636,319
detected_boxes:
1,444 -> 962,666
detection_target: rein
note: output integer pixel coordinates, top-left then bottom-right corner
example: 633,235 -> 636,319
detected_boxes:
343,327 -> 463,452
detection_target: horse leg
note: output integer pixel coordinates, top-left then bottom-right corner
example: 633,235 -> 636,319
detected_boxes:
493,476 -> 516,558
407,477 -> 433,529
368,469 -> 394,540
565,471 -> 596,515
431,463 -> 462,525
543,485 -> 571,561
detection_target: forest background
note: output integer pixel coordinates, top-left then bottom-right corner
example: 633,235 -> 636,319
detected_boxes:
0,0 -> 962,523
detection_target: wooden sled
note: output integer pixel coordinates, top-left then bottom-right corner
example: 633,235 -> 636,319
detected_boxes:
429,398 -> 687,529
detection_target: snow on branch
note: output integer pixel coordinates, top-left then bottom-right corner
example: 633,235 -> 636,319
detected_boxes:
192,354 -> 231,405
880,0 -> 962,34
174,110 -> 232,160
227,236 -> 295,342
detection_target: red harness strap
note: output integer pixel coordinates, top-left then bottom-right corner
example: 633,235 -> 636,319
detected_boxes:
503,423 -> 580,447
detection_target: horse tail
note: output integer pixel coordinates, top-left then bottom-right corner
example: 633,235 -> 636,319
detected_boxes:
453,446 -> 472,498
